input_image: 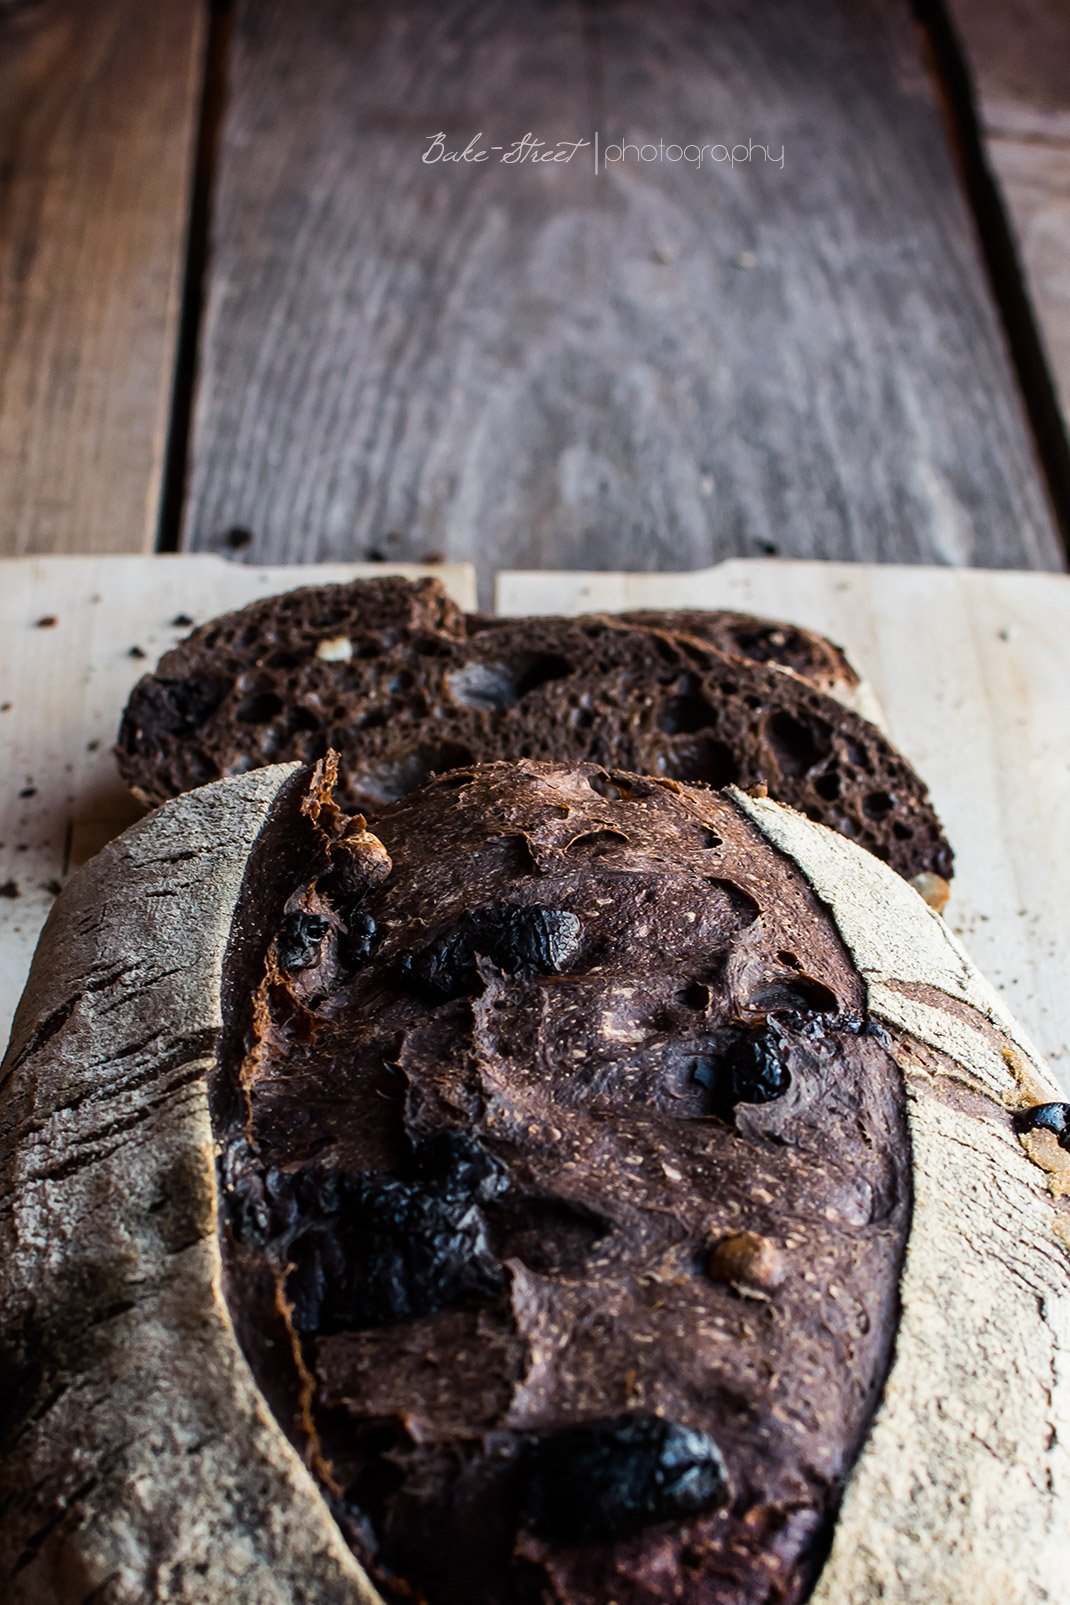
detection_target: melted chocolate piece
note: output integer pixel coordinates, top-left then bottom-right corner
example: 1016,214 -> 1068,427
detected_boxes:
725,1023 -> 793,1104
215,761 -> 912,1605
283,1141 -> 506,1336
276,911 -> 331,972
525,1414 -> 731,1540
399,904 -> 582,1002
126,670 -> 228,735
343,910 -> 377,966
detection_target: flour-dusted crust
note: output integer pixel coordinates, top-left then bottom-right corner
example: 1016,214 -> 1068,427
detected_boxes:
1,766 -> 1065,1602
0,765 -> 382,1605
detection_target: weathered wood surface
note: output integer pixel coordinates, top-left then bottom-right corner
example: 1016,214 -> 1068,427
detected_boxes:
181,0 -> 1063,600
0,555 -> 476,1052
498,560 -> 1070,1088
947,0 -> 1070,431
2,764 -> 1067,1601
0,0 -> 205,557
985,139 -> 1070,428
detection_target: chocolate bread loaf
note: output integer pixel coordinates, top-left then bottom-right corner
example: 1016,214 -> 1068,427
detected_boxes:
116,578 -> 951,887
2,758 -> 1066,1604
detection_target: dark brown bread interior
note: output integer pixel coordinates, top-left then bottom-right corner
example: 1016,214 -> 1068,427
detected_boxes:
116,577 -> 952,882
218,759 -> 912,1605
474,608 -> 860,700
614,609 -> 859,698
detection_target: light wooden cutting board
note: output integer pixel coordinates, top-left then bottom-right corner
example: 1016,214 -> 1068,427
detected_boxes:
0,556 -> 476,1049
498,561 -> 1070,1092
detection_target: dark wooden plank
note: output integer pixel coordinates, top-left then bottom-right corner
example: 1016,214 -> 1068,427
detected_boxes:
183,0 -> 1064,598
945,0 -> 1070,137
945,0 -> 1070,429
0,0 -> 205,556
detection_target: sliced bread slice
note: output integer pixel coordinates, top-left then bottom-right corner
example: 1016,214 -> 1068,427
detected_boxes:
117,581 -> 951,888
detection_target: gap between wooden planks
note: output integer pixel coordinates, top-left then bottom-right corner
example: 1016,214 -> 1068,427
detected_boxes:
0,557 -> 476,1050
497,561 -> 1070,1090
945,0 -> 1070,437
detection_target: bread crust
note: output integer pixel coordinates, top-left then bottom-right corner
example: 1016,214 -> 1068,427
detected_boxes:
734,792 -> 1070,1603
0,765 -> 382,1605
1,765 -> 1066,1601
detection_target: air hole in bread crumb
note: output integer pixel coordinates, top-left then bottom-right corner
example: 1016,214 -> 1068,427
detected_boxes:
864,791 -> 895,819
657,737 -> 738,790
236,692 -> 284,724
676,982 -> 710,1009
567,830 -> 629,857
658,690 -> 718,735
765,711 -> 832,777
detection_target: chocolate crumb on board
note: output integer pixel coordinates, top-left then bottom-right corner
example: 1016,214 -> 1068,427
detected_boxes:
115,576 -> 952,885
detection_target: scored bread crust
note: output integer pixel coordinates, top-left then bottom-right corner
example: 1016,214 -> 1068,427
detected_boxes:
0,767 -> 379,1605
1,765 -> 1067,1603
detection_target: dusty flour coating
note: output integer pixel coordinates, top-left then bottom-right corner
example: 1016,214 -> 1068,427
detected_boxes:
0,765 -> 382,1605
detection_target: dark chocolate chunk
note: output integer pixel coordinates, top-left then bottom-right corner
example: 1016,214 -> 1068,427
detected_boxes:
400,905 -> 582,1002
689,1025 -> 792,1119
343,910 -> 377,966
525,1414 -> 731,1540
260,1136 -> 509,1335
1015,1102 -> 1070,1151
722,1026 -> 794,1106
276,912 -> 331,972
119,672 -> 228,741
285,1179 -> 505,1335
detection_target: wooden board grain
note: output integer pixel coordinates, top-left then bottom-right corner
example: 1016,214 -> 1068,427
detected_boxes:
497,560 -> 1070,1090
0,0 -> 205,557
182,0 -> 1063,600
0,556 -> 476,1050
